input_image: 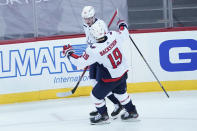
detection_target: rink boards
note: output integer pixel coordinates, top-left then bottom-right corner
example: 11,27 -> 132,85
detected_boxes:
0,28 -> 197,104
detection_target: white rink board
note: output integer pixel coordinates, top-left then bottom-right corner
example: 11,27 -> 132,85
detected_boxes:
0,37 -> 90,94
128,30 -> 197,83
0,30 -> 197,94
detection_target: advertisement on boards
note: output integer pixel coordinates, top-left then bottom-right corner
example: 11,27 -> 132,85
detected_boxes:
130,30 -> 197,83
0,30 -> 197,99
0,37 -> 91,94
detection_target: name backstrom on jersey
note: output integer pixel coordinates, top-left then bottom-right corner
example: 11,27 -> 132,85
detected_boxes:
0,45 -> 80,79
100,40 -> 117,56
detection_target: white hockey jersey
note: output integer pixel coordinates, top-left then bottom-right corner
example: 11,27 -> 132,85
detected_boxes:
70,27 -> 130,79
83,19 -> 108,45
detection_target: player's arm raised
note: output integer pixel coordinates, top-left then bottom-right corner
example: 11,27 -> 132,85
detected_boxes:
116,19 -> 130,40
63,44 -> 96,69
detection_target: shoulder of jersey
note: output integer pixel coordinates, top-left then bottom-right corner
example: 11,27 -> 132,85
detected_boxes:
96,19 -> 105,24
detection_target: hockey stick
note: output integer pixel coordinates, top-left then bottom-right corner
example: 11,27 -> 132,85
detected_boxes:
57,66 -> 88,97
108,9 -> 118,27
56,9 -> 118,97
129,36 -> 169,98
112,8 -> 169,98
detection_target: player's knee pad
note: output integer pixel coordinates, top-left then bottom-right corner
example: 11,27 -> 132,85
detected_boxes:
90,79 -> 97,88
91,92 -> 106,108
114,93 -> 131,105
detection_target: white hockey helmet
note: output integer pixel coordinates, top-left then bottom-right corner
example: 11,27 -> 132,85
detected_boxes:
90,20 -> 106,40
81,6 -> 95,18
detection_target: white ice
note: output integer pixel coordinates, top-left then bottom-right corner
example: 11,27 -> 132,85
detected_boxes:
0,91 -> 197,131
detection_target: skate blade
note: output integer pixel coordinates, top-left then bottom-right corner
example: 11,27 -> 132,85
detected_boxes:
121,118 -> 140,122
111,114 -> 120,120
90,120 -> 111,125
89,115 -> 97,119
111,116 -> 118,120
111,109 -> 125,120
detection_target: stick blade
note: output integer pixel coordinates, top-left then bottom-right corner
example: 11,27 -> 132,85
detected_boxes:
56,91 -> 73,97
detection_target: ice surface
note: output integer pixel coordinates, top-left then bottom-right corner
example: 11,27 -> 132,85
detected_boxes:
0,91 -> 197,131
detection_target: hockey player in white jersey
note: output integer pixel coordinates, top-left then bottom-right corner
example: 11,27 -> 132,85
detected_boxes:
81,6 -> 123,119
63,19 -> 138,124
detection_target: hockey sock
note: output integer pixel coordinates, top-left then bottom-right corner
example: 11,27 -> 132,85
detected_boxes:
122,100 -> 135,112
96,105 -> 108,115
107,94 -> 120,105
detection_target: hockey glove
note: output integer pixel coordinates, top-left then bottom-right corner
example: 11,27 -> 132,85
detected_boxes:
63,44 -> 74,59
117,19 -> 128,30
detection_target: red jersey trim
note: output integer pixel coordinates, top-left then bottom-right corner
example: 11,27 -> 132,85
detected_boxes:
120,95 -> 130,103
71,53 -> 80,59
95,102 -> 103,106
102,70 -> 128,83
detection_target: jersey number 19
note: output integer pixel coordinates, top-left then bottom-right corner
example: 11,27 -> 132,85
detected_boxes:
107,47 -> 122,69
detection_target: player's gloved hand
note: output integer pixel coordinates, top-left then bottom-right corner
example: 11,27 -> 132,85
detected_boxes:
117,19 -> 128,30
63,44 -> 74,58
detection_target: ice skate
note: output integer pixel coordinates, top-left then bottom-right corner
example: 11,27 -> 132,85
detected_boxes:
90,113 -> 110,125
89,110 -> 99,117
111,104 -> 123,119
121,107 -> 139,122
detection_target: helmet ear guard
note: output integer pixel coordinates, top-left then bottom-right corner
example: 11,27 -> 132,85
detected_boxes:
81,6 -> 95,18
